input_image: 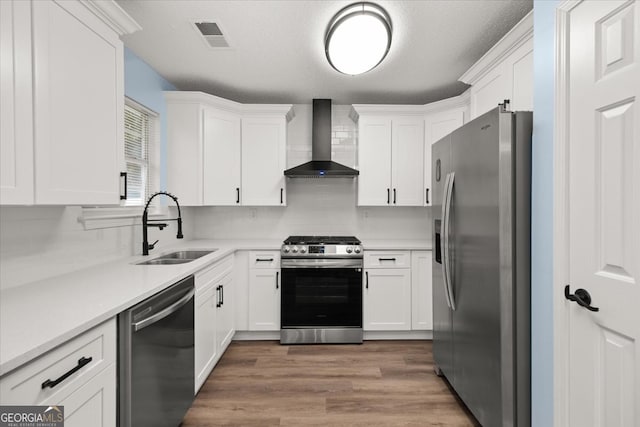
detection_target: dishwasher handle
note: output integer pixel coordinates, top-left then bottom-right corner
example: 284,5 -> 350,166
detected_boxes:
132,288 -> 194,332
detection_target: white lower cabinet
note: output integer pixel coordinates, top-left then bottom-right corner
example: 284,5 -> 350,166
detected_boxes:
0,319 -> 116,426
364,251 -> 412,331
194,255 -> 234,393
248,251 -> 280,331
58,364 -> 116,427
194,281 -> 219,392
411,251 -> 433,330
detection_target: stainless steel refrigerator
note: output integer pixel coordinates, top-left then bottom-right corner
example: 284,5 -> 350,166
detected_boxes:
432,104 -> 531,427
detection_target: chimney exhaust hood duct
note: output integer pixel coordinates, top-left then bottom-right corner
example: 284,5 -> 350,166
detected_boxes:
284,99 -> 359,178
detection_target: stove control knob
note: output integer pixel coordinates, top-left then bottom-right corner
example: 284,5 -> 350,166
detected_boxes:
283,246 -> 290,254
346,246 -> 353,254
300,246 -> 307,254
292,246 -> 299,253
354,246 -> 361,254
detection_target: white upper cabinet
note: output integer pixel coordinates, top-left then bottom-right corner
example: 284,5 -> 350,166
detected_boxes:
0,0 -> 139,205
166,92 -> 291,206
460,11 -> 533,119
353,106 -> 425,206
0,1 -> 33,205
391,116 -> 424,206
423,105 -> 466,206
357,116 -> 392,206
241,114 -> 288,206
203,108 -> 241,206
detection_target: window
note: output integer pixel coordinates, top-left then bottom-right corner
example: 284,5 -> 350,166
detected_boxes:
124,98 -> 159,206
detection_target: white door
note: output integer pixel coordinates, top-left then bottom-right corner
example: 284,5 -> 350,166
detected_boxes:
241,117 -> 286,206
567,1 -> 640,426
0,0 -> 34,205
391,116 -> 424,206
363,268 -> 411,331
194,284 -> 217,393
32,1 -> 124,205
411,251 -> 433,330
248,269 -> 280,331
357,116 -> 392,206
203,108 -> 241,205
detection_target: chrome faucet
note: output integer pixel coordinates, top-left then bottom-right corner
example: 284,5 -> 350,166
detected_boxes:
142,191 -> 183,255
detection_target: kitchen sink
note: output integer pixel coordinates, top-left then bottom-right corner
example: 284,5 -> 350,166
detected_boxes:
136,249 -> 217,265
156,250 -> 216,260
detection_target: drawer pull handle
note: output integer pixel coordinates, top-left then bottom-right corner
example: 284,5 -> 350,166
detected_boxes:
256,258 -> 274,262
41,356 -> 93,389
379,258 -> 397,261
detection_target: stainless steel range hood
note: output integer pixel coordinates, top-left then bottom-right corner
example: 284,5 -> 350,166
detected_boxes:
284,99 -> 359,178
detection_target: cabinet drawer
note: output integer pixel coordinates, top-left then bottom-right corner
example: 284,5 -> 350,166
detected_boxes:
195,254 -> 234,290
364,251 -> 410,268
249,251 -> 280,269
0,319 -> 116,405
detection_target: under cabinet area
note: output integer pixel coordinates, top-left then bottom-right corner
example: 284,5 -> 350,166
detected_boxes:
1,0 -> 138,205
0,319 -> 117,426
248,251 -> 281,331
194,254 -> 234,393
165,91 -> 292,207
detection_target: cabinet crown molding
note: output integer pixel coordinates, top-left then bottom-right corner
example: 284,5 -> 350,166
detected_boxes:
459,10 -> 533,85
164,91 -> 294,120
81,0 -> 142,35
350,90 -> 470,123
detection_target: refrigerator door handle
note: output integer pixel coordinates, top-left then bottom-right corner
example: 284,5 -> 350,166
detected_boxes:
443,172 -> 457,311
441,173 -> 452,309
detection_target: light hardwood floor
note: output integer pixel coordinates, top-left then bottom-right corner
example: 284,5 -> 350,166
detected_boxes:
183,340 -> 479,426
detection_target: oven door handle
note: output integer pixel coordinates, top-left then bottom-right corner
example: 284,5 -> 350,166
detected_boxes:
281,259 -> 363,269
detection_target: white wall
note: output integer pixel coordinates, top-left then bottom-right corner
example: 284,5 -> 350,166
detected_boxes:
0,206 -> 195,289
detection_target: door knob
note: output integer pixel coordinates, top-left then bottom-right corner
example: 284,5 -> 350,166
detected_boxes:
564,285 -> 599,312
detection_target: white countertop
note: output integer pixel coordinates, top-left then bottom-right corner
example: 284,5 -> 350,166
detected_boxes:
0,238 -> 428,376
0,239 -> 279,376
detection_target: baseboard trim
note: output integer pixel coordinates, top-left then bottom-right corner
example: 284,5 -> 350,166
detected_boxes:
232,330 -> 433,342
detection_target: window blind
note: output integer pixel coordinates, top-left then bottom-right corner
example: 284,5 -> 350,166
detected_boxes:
124,103 -> 152,206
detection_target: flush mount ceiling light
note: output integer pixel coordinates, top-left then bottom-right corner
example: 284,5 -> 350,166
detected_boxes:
325,2 -> 392,75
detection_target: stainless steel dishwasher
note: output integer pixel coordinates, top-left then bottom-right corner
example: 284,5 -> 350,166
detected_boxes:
118,275 -> 195,427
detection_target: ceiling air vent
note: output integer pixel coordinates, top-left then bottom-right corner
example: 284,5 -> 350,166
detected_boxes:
194,22 -> 230,48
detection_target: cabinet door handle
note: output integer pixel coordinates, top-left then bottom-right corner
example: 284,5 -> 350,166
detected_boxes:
365,271 -> 369,289
42,357 -> 92,389
221,285 -> 224,306
120,172 -> 127,200
379,257 -> 396,262
393,188 -> 397,204
256,258 -> 274,262
276,271 -> 279,289
236,188 -> 240,204
216,285 -> 221,308
426,188 -> 430,204
280,188 -> 284,204
387,188 -> 390,204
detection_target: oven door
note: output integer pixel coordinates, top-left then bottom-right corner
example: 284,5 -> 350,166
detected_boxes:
281,258 -> 363,328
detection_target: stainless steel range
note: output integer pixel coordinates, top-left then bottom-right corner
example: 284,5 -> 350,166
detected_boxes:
280,236 -> 363,344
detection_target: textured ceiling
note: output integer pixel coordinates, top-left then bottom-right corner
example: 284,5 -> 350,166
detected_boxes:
118,0 -> 533,105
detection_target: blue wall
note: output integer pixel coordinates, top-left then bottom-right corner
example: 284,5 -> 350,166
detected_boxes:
531,1 -> 557,425
123,48 -> 176,190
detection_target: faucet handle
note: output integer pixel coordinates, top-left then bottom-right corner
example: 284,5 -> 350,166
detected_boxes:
148,240 -> 159,250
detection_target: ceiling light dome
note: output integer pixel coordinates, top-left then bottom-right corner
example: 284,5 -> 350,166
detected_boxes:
325,2 -> 392,75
